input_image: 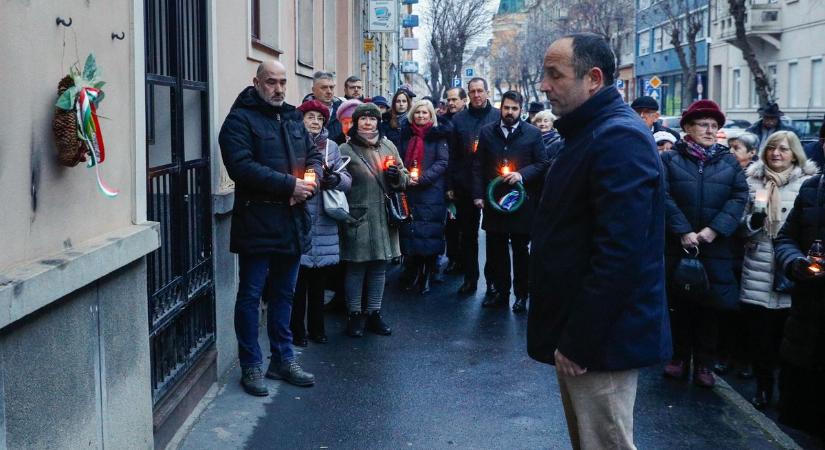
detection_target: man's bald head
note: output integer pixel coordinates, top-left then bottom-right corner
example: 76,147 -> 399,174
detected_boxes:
257,60 -> 286,78
254,60 -> 287,107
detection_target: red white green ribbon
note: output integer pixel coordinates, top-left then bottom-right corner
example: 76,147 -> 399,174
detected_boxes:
75,87 -> 118,197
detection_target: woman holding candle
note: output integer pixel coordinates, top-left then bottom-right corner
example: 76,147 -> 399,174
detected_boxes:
397,99 -> 450,294
285,100 -> 353,347
339,103 -> 409,337
661,100 -> 749,387
739,130 -> 816,409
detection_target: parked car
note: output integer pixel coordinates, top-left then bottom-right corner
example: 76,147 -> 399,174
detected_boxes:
659,116 -> 684,137
716,118 -> 752,145
791,117 -> 824,144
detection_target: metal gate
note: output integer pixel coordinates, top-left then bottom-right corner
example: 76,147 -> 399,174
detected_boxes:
144,0 -> 214,405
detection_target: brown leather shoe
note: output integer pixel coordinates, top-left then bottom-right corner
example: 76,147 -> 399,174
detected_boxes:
693,365 -> 716,388
663,359 -> 688,379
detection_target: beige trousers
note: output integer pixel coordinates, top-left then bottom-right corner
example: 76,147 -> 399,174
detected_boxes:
556,368 -> 639,450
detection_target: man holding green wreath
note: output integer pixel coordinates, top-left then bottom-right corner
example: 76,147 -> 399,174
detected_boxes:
471,90 -> 549,312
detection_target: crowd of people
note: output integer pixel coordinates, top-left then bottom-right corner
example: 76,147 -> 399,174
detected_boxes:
218,34 -> 825,446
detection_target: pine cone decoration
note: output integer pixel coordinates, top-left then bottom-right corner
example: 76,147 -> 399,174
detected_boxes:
53,75 -> 87,167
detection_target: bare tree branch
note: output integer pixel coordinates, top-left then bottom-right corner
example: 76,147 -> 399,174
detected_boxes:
425,0 -> 491,99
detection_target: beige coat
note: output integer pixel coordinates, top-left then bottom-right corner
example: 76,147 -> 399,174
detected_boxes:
740,160 -> 818,309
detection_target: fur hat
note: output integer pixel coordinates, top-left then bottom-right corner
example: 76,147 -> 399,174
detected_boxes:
336,98 -> 363,121
352,103 -> 382,124
680,99 -> 725,129
297,99 -> 330,123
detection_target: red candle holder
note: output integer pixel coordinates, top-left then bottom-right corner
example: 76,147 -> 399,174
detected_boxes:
384,156 -> 395,170
500,159 -> 512,176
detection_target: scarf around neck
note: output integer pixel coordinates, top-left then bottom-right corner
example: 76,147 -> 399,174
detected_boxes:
763,165 -> 794,237
357,129 -> 380,145
684,136 -> 718,162
404,121 -> 433,168
310,127 -> 329,151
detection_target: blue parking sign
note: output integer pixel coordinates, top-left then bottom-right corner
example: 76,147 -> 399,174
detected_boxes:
465,68 -> 474,77
453,77 -> 461,88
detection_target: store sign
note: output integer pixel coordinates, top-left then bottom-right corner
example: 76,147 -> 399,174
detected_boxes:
363,38 -> 375,53
368,0 -> 397,32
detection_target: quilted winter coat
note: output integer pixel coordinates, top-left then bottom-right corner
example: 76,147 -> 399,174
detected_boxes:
739,160 -> 818,309
300,140 -> 353,268
662,141 -> 749,310
397,123 -> 450,256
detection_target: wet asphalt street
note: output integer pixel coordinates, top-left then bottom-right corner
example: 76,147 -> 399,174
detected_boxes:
179,254 -> 803,450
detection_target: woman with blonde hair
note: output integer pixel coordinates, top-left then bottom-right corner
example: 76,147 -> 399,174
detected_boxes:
397,99 -> 450,293
740,130 -> 816,409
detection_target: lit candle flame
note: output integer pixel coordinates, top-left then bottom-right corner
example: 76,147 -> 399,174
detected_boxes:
501,165 -> 511,176
410,167 -> 419,179
384,156 -> 395,170
304,169 -> 316,183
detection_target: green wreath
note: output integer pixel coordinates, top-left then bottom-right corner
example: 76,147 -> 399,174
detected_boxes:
486,176 -> 526,214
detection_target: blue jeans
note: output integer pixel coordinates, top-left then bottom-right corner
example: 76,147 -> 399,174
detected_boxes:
235,253 -> 300,368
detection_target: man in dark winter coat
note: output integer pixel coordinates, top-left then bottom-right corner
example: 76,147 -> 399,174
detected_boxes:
472,90 -> 548,312
449,78 -> 500,295
528,34 -> 671,449
746,102 -> 797,148
773,175 -> 825,440
304,71 -> 345,144
219,61 -> 324,396
631,95 -> 681,143
441,87 -> 467,274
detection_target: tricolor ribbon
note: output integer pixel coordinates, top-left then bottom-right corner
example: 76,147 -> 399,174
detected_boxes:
75,87 -> 118,197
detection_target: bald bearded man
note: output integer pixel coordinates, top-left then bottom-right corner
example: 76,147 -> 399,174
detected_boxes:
219,60 -> 324,395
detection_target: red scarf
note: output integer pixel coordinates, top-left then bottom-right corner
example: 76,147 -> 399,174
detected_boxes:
404,121 -> 433,168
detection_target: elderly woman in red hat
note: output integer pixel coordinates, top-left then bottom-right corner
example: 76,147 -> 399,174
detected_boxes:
660,100 -> 749,387
287,100 -> 352,346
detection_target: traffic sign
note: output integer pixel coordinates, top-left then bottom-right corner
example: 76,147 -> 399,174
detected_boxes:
452,77 -> 461,88
615,79 -> 625,90
465,68 -> 474,77
648,88 -> 661,101
649,75 -> 662,89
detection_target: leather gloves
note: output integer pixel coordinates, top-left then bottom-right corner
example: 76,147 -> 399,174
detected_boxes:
321,171 -> 340,190
789,257 -> 820,282
385,165 -> 401,183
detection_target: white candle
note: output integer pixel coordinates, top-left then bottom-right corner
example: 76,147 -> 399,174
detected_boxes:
754,189 -> 768,211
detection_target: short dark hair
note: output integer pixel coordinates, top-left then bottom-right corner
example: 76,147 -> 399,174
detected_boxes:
446,87 -> 467,100
344,75 -> 361,87
501,90 -> 523,107
467,77 -> 489,91
564,33 -> 615,86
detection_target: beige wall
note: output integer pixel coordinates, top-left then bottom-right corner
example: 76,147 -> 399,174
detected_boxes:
0,0 -> 136,272
215,0 -> 362,122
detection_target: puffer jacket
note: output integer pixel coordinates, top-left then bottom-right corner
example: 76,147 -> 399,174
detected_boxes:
740,160 -> 818,309
219,87 -> 324,255
774,174 -> 825,369
397,123 -> 450,256
301,140 -> 352,268
662,141 -> 749,310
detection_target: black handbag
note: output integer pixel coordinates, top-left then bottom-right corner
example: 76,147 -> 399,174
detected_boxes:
354,151 -> 412,227
672,247 -> 710,299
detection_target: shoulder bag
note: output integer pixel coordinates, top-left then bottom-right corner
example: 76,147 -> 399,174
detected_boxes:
353,150 -> 412,227
321,141 -> 351,222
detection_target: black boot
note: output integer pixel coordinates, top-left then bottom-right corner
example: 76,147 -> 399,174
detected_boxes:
752,377 -> 773,410
346,311 -> 366,337
419,260 -> 432,294
402,258 -> 421,291
366,310 -> 392,335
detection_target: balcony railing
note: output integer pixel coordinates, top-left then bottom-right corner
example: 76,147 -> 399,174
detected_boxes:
713,0 -> 782,44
